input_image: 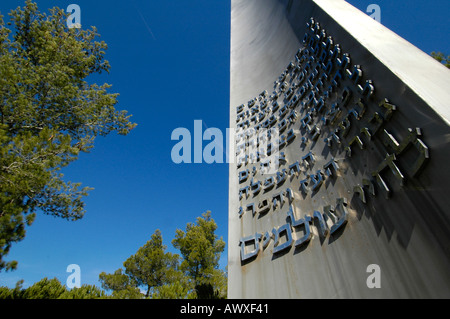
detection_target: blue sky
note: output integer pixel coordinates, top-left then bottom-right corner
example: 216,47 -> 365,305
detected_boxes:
0,0 -> 449,289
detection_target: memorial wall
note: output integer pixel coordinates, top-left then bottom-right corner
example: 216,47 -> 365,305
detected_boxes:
228,0 -> 450,298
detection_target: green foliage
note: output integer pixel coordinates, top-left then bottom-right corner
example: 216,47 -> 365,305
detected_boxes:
0,212 -> 227,299
58,284 -> 106,299
99,229 -> 183,299
99,268 -> 135,293
195,283 -> 225,299
152,280 -> 191,299
431,51 -> 450,68
0,1 -> 136,271
99,212 -> 227,299
0,277 -> 106,299
99,269 -> 143,299
21,277 -> 66,299
124,229 -> 181,297
0,279 -> 25,299
106,286 -> 143,299
172,211 -> 227,298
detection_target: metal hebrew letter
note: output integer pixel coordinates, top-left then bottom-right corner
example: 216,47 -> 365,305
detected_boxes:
272,192 -> 285,210
346,64 -> 362,84
258,198 -> 271,215
289,161 -> 301,177
239,186 -> 250,200
280,105 -> 289,119
272,223 -> 293,254
313,210 -> 329,238
287,206 -> 312,247
263,176 -> 275,191
276,169 -> 287,185
272,101 -> 280,113
378,98 -> 396,121
239,169 -> 250,183
277,134 -> 286,149
339,115 -> 351,138
284,188 -> 294,203
363,178 -> 376,196
286,129 -> 296,144
260,160 -> 271,174
310,170 -> 325,191
360,127 -> 372,141
302,151 -> 315,168
279,118 -> 288,133
236,142 -> 246,155
329,43 -> 341,62
294,216 -> 312,247
372,172 -> 391,199
250,178 -> 262,196
246,203 -> 256,216
323,158 -> 339,177
262,231 -> 273,249
307,124 -> 321,140
288,110 -> 298,124
312,97 -> 325,114
324,60 -> 334,75
341,87 -> 352,107
358,80 -> 375,97
337,53 -> 350,70
382,128 -> 430,177
324,198 -> 348,235
351,98 -> 367,120
237,155 -> 248,168
301,113 -> 313,128
330,69 -> 343,92
345,135 -> 364,157
323,103 -> 342,125
368,112 -> 384,135
300,177 -> 309,194
372,153 -> 405,192
353,185 -> 366,203
239,233 -> 262,261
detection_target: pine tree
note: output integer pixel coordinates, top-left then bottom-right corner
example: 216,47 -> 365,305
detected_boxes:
123,229 -> 180,298
98,213 -> 227,299
0,1 -> 136,271
100,230 -> 182,298
0,277 -> 106,299
172,211 -> 227,298
431,51 -> 450,68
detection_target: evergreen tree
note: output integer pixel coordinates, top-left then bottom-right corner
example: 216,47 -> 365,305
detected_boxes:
0,279 -> 25,299
0,1 -> 136,271
124,229 -> 180,297
58,284 -> 106,299
431,51 -> 450,68
0,277 -> 106,299
21,277 -> 66,299
172,211 -> 227,298
99,230 -> 182,298
98,213 -> 227,299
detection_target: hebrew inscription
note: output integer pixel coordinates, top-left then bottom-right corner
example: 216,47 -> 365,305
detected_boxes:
235,18 -> 431,263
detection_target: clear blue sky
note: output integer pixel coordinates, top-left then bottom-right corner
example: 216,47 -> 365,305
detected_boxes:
0,0 -> 448,289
